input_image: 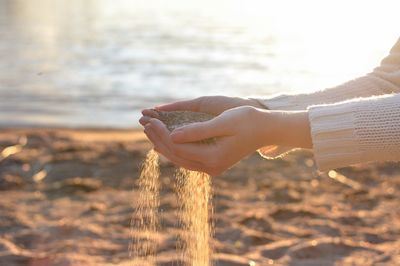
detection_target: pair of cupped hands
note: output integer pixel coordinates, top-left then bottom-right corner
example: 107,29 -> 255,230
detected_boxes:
140,96 -> 311,176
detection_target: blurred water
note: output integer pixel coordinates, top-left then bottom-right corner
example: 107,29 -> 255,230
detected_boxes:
0,0 -> 399,128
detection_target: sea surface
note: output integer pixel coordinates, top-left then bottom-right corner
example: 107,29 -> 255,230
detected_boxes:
0,0 -> 399,128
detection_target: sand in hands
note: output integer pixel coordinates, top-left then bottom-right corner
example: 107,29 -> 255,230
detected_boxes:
133,110 -> 215,266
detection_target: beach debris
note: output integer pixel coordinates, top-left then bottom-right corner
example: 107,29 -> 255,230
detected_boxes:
49,177 -> 102,193
19,136 -> 28,146
88,202 -> 107,212
0,136 -> 27,161
32,169 -> 48,183
1,145 -> 23,159
62,177 -> 102,192
32,164 -> 53,183
326,170 -> 365,191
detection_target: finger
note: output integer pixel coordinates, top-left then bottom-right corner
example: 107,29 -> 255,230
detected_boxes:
141,109 -> 160,118
147,118 -> 173,148
144,123 -> 171,152
155,98 -> 200,112
139,116 -> 152,126
149,119 -> 216,162
144,125 -> 170,154
175,142 -> 217,164
170,117 -> 229,143
144,125 -> 206,171
144,124 -> 158,147
148,118 -> 214,162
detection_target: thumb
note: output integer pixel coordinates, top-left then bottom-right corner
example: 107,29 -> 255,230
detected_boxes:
170,118 -> 227,143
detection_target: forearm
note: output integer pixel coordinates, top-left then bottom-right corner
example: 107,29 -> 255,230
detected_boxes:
256,109 -> 312,149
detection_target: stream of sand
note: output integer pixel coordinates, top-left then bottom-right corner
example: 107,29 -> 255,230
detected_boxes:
132,150 -> 213,266
130,150 -> 160,265
176,168 -> 212,266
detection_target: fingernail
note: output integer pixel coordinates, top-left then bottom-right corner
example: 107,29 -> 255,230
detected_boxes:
139,116 -> 147,124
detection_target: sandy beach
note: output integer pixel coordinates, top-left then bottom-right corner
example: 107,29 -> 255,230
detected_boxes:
0,128 -> 399,266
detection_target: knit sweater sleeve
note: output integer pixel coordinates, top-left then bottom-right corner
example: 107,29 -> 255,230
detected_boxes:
309,94 -> 400,171
254,38 -> 400,110
254,37 -> 400,162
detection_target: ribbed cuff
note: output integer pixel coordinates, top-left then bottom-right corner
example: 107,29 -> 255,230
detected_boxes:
308,101 -> 364,171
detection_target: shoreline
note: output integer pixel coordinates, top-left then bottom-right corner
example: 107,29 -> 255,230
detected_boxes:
0,127 -> 146,143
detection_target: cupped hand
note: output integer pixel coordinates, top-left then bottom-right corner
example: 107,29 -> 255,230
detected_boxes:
143,106 -> 274,176
139,96 -> 264,126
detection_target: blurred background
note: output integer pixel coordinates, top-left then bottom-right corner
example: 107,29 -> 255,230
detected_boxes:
0,0 -> 399,128
1,2 -> 400,265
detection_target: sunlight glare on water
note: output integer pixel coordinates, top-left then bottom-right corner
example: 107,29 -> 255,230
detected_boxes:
0,0 -> 398,127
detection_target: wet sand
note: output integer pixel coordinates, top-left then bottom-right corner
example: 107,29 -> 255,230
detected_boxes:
0,128 -> 399,266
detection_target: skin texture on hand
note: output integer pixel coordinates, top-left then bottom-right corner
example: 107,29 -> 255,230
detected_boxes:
140,96 -> 312,176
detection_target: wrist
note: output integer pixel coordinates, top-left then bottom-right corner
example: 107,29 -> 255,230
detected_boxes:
257,110 -> 312,149
253,109 -> 280,148
280,111 -> 312,149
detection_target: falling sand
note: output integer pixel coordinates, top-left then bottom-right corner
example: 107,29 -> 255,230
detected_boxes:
176,169 -> 212,266
132,110 -> 215,266
131,149 -> 160,266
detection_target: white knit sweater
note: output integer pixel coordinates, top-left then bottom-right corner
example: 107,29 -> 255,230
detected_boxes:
255,37 -> 400,171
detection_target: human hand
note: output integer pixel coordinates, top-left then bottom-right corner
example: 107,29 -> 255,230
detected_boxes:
139,96 -> 264,126
143,106 -> 273,176
143,106 -> 312,175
